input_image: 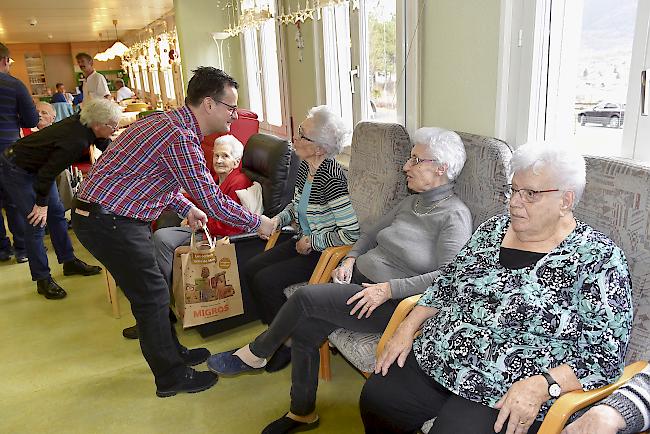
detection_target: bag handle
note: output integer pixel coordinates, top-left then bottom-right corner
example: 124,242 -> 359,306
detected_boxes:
189,224 -> 215,251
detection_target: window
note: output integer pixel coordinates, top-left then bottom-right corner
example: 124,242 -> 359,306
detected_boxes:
317,0 -> 417,135
499,0 -> 644,160
322,3 -> 354,130
360,0 -> 398,123
241,0 -> 288,134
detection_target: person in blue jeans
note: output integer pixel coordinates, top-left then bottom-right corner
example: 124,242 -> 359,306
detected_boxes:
0,98 -> 119,299
0,42 -> 36,263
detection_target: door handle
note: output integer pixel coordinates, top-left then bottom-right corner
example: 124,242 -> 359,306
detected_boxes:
642,69 -> 649,116
349,68 -> 359,94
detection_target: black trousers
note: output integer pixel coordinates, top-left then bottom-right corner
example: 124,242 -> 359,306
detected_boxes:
244,238 -> 321,324
72,209 -> 186,389
360,351 -> 542,434
249,267 -> 400,416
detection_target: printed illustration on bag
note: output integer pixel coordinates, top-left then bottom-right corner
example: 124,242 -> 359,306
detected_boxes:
185,284 -> 201,304
190,270 -> 236,304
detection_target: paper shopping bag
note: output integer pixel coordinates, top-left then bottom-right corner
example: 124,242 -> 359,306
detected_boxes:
172,229 -> 244,328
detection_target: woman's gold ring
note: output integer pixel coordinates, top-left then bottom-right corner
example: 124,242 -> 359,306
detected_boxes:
519,420 -> 527,425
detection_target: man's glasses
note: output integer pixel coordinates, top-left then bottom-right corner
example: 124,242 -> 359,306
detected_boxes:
216,100 -> 238,117
298,125 -> 316,143
405,156 -> 437,166
503,184 -> 560,203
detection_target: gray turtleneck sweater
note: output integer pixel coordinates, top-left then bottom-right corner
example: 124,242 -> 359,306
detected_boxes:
349,182 -> 473,299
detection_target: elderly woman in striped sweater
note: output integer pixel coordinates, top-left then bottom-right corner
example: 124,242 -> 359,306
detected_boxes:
562,364 -> 650,434
242,105 -> 360,369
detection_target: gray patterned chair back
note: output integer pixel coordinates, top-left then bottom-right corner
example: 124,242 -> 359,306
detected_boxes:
455,132 -> 512,229
347,122 -> 412,231
573,156 -> 650,363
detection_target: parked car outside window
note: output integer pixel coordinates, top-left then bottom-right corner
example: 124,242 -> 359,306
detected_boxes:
577,102 -> 625,128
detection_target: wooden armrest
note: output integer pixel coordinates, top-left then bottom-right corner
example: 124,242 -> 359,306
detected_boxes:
264,226 -> 297,251
537,360 -> 649,434
376,294 -> 422,357
308,245 -> 352,285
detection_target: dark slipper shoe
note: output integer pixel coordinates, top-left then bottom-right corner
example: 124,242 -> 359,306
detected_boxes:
261,414 -> 319,434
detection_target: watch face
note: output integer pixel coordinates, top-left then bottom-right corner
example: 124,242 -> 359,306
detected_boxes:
549,383 -> 561,397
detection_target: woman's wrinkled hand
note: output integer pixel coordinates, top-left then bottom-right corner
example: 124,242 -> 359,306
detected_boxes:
28,204 -> 48,227
346,282 -> 392,319
295,235 -> 312,255
494,375 -> 549,434
374,324 -> 414,376
561,405 -> 626,434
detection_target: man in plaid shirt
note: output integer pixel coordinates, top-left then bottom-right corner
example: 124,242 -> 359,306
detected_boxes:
71,67 -> 274,398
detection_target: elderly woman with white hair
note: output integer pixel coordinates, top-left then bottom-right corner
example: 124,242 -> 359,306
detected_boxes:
206,127 -> 473,434
360,142 -> 634,434
237,105 -> 360,357
0,98 -> 119,299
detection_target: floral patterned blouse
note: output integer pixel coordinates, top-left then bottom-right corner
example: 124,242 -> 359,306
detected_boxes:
413,215 -> 633,419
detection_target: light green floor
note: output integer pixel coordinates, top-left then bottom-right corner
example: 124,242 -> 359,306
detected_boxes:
0,232 -> 366,433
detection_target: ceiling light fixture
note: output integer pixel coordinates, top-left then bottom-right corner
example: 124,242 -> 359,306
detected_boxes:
107,19 -> 129,58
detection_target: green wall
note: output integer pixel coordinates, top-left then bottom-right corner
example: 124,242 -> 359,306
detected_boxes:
419,0 -> 500,137
173,0 -> 248,107
282,14 -> 319,128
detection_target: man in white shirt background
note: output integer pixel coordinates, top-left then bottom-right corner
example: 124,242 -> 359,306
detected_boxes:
115,78 -> 135,102
75,53 -> 110,101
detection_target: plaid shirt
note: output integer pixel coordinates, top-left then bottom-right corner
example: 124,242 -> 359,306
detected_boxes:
77,105 -> 260,232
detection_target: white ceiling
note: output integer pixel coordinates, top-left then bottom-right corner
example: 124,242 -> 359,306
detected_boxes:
0,0 -> 174,44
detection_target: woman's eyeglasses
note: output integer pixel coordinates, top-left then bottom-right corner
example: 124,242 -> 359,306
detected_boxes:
503,184 -> 560,203
298,125 -> 316,143
104,123 -> 119,131
405,156 -> 436,166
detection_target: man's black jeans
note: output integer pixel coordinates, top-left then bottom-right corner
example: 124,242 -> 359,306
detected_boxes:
72,208 -> 186,389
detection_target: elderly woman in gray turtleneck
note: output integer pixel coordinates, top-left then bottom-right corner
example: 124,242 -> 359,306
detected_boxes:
206,127 -> 473,434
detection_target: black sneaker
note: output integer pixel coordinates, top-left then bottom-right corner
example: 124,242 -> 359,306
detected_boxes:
15,252 -> 28,263
36,276 -> 67,300
180,347 -> 211,366
155,368 -> 217,398
63,258 -> 102,276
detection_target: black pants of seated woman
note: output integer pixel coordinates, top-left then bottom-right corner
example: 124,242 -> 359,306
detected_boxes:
244,238 -> 322,324
360,351 -> 542,434
248,267 -> 400,416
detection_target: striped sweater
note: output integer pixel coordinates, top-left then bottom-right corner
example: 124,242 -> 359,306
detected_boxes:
276,158 -> 359,251
600,364 -> 650,434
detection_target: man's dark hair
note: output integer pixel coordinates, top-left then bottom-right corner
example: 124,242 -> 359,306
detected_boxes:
0,43 -> 9,59
185,67 -> 238,106
75,52 -> 93,63
55,82 -> 64,89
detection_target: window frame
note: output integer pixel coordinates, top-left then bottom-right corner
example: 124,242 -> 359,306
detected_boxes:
240,1 -> 289,137
496,0 -> 646,161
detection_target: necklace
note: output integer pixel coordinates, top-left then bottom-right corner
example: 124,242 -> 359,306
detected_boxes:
308,164 -> 318,177
413,194 -> 454,216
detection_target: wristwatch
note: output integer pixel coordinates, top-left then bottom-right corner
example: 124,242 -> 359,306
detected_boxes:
542,372 -> 561,398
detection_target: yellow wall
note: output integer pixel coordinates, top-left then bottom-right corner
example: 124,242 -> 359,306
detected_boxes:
419,0 -> 500,137
174,0 -> 248,107
281,18 -> 319,129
